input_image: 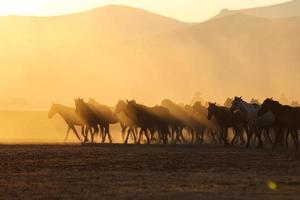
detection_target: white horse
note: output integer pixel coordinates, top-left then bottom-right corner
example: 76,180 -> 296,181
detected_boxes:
230,97 -> 275,147
48,103 -> 85,143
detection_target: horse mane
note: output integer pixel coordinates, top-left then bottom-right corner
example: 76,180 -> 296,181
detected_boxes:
75,99 -> 99,124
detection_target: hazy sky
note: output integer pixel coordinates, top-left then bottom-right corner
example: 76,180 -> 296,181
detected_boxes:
0,0 -> 289,22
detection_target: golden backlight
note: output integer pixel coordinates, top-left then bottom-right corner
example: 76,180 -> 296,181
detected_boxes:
0,0 -> 297,143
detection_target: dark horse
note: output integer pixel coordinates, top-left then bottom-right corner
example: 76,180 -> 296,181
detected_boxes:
207,102 -> 246,146
88,99 -> 119,143
127,100 -> 170,144
257,98 -> 299,149
115,100 -> 138,144
74,98 -> 100,143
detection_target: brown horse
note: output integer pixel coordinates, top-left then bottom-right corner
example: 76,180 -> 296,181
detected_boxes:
74,98 -> 100,143
115,100 -> 138,144
258,98 -> 299,149
192,102 -> 221,144
127,100 -> 171,144
162,99 -> 195,144
88,99 -> 119,143
207,103 -> 246,146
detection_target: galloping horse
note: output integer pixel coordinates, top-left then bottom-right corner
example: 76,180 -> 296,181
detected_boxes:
74,98 -> 100,143
184,104 -> 207,144
127,100 -> 170,144
88,99 -> 119,143
161,99 -> 193,144
230,97 -> 274,148
192,102 -> 220,144
48,103 -> 84,142
258,98 -> 299,149
207,102 -> 246,146
115,100 -> 138,144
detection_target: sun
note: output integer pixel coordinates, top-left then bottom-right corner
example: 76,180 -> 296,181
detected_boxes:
0,1 -> 40,15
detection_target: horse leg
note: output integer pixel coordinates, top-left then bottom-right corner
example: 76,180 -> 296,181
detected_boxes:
84,126 -> 90,143
292,129 -> 299,150
246,126 -> 253,148
137,128 -> 143,144
256,128 -> 263,148
124,128 -> 131,144
70,126 -> 82,143
180,128 -> 186,143
100,125 -> 106,143
90,128 -> 94,143
121,124 -> 127,142
64,126 -> 71,143
106,125 -> 113,143
265,128 -> 273,145
231,128 -> 238,146
174,128 -> 181,144
132,128 -> 137,143
81,126 -> 88,143
144,129 -> 150,144
190,129 -> 195,144
285,129 -> 290,148
273,127 -> 282,149
223,128 -> 230,147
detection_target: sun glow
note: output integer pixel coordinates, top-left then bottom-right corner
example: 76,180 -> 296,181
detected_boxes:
0,0 -> 289,21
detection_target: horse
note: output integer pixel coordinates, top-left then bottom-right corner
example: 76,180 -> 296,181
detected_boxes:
74,98 -> 100,143
88,99 -> 119,143
258,98 -> 299,149
184,104 -> 207,144
207,102 -> 246,147
48,103 -> 84,143
230,97 -> 275,148
192,102 -> 221,144
162,99 -> 195,144
115,100 -> 138,144
127,100 -> 170,144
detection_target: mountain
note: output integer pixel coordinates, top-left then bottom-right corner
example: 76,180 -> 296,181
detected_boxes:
1,4 -> 300,109
0,5 -> 191,109
213,0 -> 300,19
140,13 -> 300,100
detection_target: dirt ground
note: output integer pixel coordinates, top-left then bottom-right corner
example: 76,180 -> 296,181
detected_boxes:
0,144 -> 299,200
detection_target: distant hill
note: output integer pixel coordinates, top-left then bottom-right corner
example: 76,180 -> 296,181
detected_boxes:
140,13 -> 300,100
0,4 -> 300,109
213,0 -> 300,19
0,5 -> 191,108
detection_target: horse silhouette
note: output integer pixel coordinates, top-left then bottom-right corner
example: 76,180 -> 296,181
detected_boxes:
161,99 -> 193,144
258,98 -> 299,149
48,103 -> 84,142
115,100 -> 138,144
126,100 -> 170,144
184,104 -> 207,144
88,99 -> 119,143
74,98 -> 100,143
230,97 -> 274,148
207,102 -> 246,146
192,101 -> 221,144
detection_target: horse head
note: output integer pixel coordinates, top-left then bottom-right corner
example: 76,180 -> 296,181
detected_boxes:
230,96 -> 243,112
115,100 -> 128,115
257,98 -> 279,116
48,103 -> 58,118
207,102 -> 217,120
74,98 -> 85,114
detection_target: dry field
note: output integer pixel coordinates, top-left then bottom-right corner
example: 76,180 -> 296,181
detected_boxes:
0,144 -> 299,200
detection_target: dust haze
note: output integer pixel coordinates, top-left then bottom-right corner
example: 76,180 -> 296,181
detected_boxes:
0,1 -> 300,142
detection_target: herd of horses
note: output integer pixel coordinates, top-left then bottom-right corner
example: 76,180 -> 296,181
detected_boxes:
48,97 -> 300,150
